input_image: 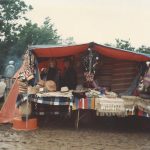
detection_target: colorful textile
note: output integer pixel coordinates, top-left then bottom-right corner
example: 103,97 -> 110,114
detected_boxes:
95,97 -> 125,116
72,97 -> 95,110
24,66 -> 34,81
137,99 -> 150,114
31,96 -> 73,106
16,94 -> 73,107
138,110 -> 150,117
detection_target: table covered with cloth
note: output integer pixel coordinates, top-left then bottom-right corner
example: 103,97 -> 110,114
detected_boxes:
121,96 -> 150,117
16,91 -> 73,108
31,92 -> 73,106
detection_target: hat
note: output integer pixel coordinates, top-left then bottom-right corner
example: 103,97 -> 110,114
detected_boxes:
9,60 -> 15,65
45,80 -> 56,92
37,80 -> 45,87
61,86 -> 69,92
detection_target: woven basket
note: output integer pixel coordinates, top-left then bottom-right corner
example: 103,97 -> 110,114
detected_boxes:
45,80 -> 56,92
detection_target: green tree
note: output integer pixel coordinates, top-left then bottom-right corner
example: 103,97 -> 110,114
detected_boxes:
104,39 -> 150,55
37,17 -> 60,45
0,0 -> 32,46
0,0 -> 76,74
136,45 -> 150,54
115,39 -> 135,51
0,0 -> 32,73
10,17 -> 60,57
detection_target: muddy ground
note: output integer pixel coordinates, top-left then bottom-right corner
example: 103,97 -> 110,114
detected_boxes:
1,116 -> 150,150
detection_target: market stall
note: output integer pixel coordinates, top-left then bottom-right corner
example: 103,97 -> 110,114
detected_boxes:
1,42 -> 150,129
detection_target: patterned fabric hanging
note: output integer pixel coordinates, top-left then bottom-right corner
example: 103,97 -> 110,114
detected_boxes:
81,48 -> 100,83
81,48 -> 99,73
18,50 -> 35,82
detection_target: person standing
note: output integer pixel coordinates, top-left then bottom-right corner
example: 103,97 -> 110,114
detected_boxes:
4,61 -> 15,78
61,58 -> 77,90
40,59 -> 60,90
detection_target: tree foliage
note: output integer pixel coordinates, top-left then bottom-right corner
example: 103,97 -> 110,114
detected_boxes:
115,39 -> 135,51
136,45 -> 150,54
0,0 -> 33,72
10,17 -> 60,57
105,39 -> 150,55
0,0 -> 32,46
0,0 -> 61,73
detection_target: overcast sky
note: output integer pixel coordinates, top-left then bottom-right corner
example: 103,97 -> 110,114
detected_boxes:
25,0 -> 150,47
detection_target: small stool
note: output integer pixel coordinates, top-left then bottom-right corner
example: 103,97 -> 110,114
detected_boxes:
12,117 -> 37,131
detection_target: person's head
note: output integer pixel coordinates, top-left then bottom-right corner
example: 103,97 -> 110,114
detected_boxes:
49,59 -> 56,68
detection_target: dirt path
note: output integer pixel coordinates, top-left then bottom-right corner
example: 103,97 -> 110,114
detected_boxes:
0,117 -> 150,150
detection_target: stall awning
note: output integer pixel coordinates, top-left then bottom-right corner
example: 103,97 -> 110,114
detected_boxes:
30,43 -> 89,58
94,44 -> 150,62
29,42 -> 150,62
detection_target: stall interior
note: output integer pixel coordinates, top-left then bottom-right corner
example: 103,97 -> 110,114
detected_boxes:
16,48 -> 150,124
37,52 -> 139,94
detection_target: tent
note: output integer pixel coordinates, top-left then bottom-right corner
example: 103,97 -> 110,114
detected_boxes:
0,42 -> 150,123
29,42 -> 149,61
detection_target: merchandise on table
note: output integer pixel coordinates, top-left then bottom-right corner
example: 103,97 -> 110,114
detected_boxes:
95,97 -> 125,116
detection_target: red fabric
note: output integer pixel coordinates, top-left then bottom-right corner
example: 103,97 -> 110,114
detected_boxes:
38,60 -> 49,72
76,98 -> 88,109
138,110 -> 143,116
31,43 -> 150,62
84,98 -> 88,109
79,99 -> 82,109
38,59 -> 65,75
0,79 -> 20,123
33,44 -> 89,58
94,44 -> 150,62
